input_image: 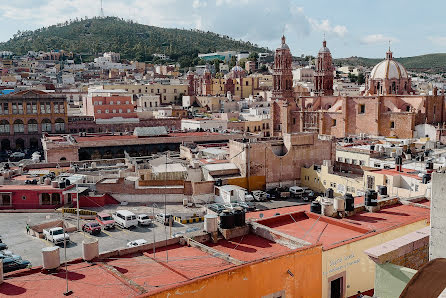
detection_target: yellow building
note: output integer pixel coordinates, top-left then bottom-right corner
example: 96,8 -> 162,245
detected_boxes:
301,161 -> 429,199
301,162 -> 365,196
103,83 -> 188,104
209,77 -> 261,99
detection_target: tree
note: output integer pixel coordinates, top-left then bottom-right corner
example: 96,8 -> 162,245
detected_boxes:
239,58 -> 247,69
212,59 -> 222,73
248,52 -> 259,61
357,73 -> 365,85
228,56 -> 237,69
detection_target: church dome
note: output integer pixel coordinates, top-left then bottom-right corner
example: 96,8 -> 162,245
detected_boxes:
231,65 -> 244,73
319,40 -> 330,53
370,50 -> 408,80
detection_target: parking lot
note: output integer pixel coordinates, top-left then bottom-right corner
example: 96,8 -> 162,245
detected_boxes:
0,198 -> 310,268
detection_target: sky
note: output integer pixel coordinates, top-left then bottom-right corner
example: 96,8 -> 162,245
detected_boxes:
0,0 -> 445,58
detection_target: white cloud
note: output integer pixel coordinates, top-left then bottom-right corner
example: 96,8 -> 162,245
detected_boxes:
427,36 -> 446,46
361,34 -> 398,45
192,0 -> 207,9
308,18 -> 348,38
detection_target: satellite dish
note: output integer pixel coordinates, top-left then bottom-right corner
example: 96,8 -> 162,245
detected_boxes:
259,213 -> 264,218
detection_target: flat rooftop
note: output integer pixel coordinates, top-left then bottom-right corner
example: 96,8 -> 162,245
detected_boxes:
256,202 -> 429,250
1,232 -> 297,297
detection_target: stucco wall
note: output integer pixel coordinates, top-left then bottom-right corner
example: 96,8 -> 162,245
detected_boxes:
374,263 -> 417,298
321,220 -> 429,297
148,245 -> 323,298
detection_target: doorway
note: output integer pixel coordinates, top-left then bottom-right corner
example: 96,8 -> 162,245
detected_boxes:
330,277 -> 342,298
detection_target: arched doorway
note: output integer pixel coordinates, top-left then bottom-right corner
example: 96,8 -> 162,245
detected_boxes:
60,157 -> 67,161
1,139 -> 10,151
15,138 -> 25,150
29,138 -> 39,149
79,151 -> 91,161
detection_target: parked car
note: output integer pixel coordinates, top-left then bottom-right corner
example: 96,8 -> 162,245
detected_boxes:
137,214 -> 152,226
10,152 -> 25,159
43,227 -> 70,245
289,186 -> 305,197
0,239 -> 7,250
112,210 -> 138,229
223,203 -> 240,210
0,250 -> 21,261
127,239 -> 148,248
208,203 -> 226,213
155,213 -> 173,226
252,190 -> 268,201
237,201 -> 256,211
2,258 -> 31,273
95,213 -> 115,229
267,187 -> 290,200
82,222 -> 102,235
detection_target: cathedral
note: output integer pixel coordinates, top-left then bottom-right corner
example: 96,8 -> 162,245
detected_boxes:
270,36 -> 445,139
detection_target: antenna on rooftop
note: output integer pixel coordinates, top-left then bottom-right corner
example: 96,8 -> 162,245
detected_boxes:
100,0 -> 105,18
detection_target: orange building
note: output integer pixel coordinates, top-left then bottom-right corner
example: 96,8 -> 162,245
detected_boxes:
84,88 -> 136,120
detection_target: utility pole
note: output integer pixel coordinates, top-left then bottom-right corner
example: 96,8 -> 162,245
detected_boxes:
76,182 -> 80,231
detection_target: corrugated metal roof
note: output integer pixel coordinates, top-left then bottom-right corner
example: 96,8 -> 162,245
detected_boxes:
133,126 -> 168,137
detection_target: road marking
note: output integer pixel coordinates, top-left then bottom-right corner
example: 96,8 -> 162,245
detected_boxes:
102,230 -> 112,237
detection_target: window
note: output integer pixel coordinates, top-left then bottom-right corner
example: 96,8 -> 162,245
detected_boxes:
174,89 -> 177,93
54,103 -> 59,113
55,119 -> 65,132
332,119 -> 336,126
126,101 -> 129,104
163,89 -> 166,93
97,110 -> 102,114
0,120 -> 10,134
0,194 -> 11,206
105,110 -> 109,113
345,158 -> 351,164
390,121 -> 395,129
117,101 -> 121,104
359,160 -> 365,166
41,193 -> 51,205
119,109 -> 122,113
27,119 -> 38,133
46,102 -> 51,114
112,109 -> 116,113
337,157 -> 343,162
352,159 -> 357,165
110,101 -> 114,105
12,103 -> 18,114
13,119 -> 24,133
41,119 -> 52,132
127,109 -> 131,113
51,193 -> 61,205
359,104 -> 365,114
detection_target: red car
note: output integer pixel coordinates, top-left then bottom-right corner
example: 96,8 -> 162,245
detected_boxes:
95,212 -> 115,229
82,222 -> 101,235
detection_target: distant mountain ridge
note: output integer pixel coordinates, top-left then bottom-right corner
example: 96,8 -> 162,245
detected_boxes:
334,54 -> 446,73
0,17 -> 268,65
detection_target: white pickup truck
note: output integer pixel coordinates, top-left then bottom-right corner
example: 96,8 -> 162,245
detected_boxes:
43,227 -> 70,245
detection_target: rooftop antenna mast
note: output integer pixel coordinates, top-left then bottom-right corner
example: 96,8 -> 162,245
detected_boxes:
100,0 -> 105,17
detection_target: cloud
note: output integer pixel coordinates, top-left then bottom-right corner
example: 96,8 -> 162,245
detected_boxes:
308,18 -> 348,38
427,36 -> 446,46
361,34 -> 398,45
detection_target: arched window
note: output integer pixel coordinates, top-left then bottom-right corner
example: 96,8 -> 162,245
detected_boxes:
41,193 -> 51,205
27,119 -> 38,133
0,120 -> 10,134
13,119 -> 24,133
41,119 -> 52,132
55,118 -> 65,133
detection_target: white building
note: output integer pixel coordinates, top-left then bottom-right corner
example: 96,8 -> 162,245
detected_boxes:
181,119 -> 227,132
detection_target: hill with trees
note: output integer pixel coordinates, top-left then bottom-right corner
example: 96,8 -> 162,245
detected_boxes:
0,17 -> 268,67
335,53 -> 446,73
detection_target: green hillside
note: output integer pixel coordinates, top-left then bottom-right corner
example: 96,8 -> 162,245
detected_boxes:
335,54 -> 446,73
0,17 -> 268,67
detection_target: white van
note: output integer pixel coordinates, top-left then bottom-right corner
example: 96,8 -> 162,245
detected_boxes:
289,186 -> 305,197
112,210 -> 138,229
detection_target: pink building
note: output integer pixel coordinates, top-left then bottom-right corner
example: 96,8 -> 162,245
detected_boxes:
83,89 -> 136,120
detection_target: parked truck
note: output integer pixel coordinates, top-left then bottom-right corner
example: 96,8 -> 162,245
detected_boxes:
43,227 -> 70,245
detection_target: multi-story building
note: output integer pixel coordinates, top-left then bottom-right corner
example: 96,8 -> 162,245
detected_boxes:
102,83 -> 188,105
83,88 -> 136,121
0,90 -> 67,150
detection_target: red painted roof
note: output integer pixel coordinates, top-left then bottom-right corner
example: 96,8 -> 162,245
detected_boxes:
373,168 -> 422,180
255,202 -> 429,250
207,234 -> 291,262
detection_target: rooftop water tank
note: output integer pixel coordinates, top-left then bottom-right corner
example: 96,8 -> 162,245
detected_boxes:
42,246 -> 60,270
334,197 -> 345,212
219,210 -> 235,229
321,200 -> 335,217
365,190 -> 378,207
310,201 -> 321,214
233,207 -> 245,227
44,177 -> 51,185
204,214 -> 218,233
344,193 -> 354,212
